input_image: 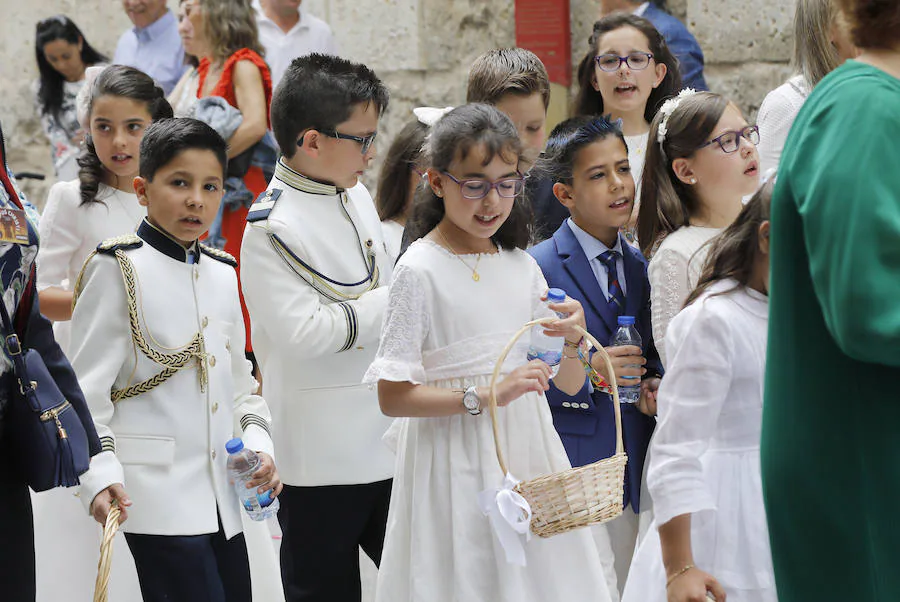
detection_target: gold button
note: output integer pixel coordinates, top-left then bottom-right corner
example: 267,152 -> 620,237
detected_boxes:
209,355 -> 217,367
356,346 -> 364,350
225,340 -> 231,352
212,402 -> 219,414
211,450 -> 217,459
202,316 -> 209,328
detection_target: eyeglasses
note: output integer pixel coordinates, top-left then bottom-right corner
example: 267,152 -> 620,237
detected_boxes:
697,125 -> 760,154
408,162 -> 426,177
594,52 -> 654,72
441,172 -> 524,200
321,130 -> 377,154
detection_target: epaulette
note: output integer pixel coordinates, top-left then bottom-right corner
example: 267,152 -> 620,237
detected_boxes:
199,243 -> 237,267
96,234 -> 143,254
246,188 -> 282,222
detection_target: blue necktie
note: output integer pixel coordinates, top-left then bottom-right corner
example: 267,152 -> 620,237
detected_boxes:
599,250 -> 625,314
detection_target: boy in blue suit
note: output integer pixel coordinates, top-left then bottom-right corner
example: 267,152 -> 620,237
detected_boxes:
529,115 -> 662,594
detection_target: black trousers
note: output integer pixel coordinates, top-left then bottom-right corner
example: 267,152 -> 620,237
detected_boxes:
125,517 -> 251,602
279,479 -> 392,602
0,462 -> 35,601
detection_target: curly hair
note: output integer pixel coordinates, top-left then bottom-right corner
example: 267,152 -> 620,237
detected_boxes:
835,0 -> 900,49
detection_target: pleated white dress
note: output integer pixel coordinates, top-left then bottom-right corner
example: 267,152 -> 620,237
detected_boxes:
365,239 -> 615,602
622,280 -> 776,602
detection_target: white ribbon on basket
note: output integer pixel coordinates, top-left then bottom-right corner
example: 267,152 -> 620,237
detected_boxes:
478,472 -> 532,566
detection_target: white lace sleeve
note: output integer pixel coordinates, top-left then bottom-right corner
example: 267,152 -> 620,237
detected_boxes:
363,263 -> 430,385
648,246 -> 690,367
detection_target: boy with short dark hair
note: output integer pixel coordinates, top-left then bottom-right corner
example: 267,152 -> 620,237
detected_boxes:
71,118 -> 280,601
241,54 -> 395,602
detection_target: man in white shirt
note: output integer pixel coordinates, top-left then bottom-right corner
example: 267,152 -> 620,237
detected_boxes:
253,0 -> 340,87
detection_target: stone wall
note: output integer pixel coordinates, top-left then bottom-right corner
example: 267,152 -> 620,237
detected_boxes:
2,0 -> 795,206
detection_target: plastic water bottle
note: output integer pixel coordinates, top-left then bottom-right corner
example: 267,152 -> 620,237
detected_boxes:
225,438 -> 279,521
609,316 -> 642,404
526,288 -> 568,377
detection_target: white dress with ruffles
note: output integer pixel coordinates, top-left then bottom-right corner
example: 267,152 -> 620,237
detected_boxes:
364,239 -> 615,602
621,280 -> 776,602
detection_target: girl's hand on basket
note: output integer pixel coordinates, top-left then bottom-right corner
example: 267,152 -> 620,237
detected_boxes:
90,483 -> 131,525
591,345 -> 646,386
544,295 -> 587,345
667,567 -> 726,602
248,451 -> 284,499
491,360 -> 553,406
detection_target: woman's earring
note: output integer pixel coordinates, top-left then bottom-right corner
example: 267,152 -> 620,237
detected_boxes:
690,178 -> 697,185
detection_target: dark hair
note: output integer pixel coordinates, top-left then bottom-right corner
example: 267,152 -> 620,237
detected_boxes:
530,114 -> 627,185
405,104 -> 530,251
466,48 -> 551,109
139,118 -> 228,181
684,178 -> 773,307
574,14 -> 681,121
271,53 -> 389,159
636,91 -> 730,258
78,65 -> 174,206
375,119 -> 428,223
836,0 -> 900,49
34,15 -> 107,120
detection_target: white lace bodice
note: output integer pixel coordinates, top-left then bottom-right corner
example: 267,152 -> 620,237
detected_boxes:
647,225 -> 721,367
364,239 -> 554,386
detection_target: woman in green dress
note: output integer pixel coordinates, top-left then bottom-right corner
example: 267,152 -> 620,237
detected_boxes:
761,1 -> 900,600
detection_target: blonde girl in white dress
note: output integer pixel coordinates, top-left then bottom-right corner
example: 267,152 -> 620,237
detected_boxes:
364,104 -> 615,602
622,183 -> 776,602
636,90 -> 761,367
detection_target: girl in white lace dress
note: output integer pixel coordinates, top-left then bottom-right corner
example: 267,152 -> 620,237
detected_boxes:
622,182 -> 776,602
636,91 -> 761,366
364,104 -> 615,602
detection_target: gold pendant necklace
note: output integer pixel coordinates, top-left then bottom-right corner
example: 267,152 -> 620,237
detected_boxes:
436,227 -> 483,282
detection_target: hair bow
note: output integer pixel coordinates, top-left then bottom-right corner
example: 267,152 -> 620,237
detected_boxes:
76,65 -> 107,132
413,106 -> 454,127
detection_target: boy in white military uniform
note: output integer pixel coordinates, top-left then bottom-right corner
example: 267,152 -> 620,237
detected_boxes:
241,54 -> 393,602
71,118 -> 281,602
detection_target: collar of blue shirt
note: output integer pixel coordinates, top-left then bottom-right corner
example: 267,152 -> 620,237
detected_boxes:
134,9 -> 176,43
566,217 -> 624,260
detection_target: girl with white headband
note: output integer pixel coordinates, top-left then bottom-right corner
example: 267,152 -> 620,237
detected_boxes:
636,90 -> 761,367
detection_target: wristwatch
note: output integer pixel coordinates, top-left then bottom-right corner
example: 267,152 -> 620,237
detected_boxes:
462,386 -> 482,416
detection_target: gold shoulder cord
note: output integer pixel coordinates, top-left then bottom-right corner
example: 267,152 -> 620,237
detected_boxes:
74,250 -> 209,402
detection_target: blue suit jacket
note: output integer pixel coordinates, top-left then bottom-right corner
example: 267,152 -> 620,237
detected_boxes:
529,222 -> 662,512
644,3 -> 708,92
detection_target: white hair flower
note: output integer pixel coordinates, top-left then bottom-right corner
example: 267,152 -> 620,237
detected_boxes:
657,88 -> 699,147
413,106 -> 455,127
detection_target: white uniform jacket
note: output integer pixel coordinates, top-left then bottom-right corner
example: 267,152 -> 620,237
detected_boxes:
241,159 -> 394,486
71,220 -> 274,537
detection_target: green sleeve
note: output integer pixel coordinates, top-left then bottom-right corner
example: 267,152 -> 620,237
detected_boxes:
786,80 -> 900,365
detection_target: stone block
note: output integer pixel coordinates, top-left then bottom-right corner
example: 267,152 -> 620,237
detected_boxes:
705,61 -> 794,120
688,0 -> 794,63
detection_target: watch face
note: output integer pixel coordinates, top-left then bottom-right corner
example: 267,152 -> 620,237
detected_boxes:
464,392 -> 478,410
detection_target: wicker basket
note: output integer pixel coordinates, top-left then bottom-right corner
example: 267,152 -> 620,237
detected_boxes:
93,501 -> 121,602
488,321 -> 628,538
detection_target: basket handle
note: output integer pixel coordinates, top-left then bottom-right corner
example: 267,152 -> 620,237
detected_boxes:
93,500 -> 121,602
488,321 -> 624,477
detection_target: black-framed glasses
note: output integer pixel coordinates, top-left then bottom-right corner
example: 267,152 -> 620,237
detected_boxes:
297,129 -> 378,154
441,172 -> 524,200
697,125 -> 760,154
322,130 -> 377,154
594,52 -> 654,72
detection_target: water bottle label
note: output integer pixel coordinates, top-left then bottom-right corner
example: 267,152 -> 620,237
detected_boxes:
527,349 -> 562,366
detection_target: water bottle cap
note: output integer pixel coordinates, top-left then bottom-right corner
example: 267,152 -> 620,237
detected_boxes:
617,315 -> 636,326
225,438 -> 244,454
547,288 -> 566,303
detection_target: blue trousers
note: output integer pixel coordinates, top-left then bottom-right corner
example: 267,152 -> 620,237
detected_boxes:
125,516 -> 250,602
